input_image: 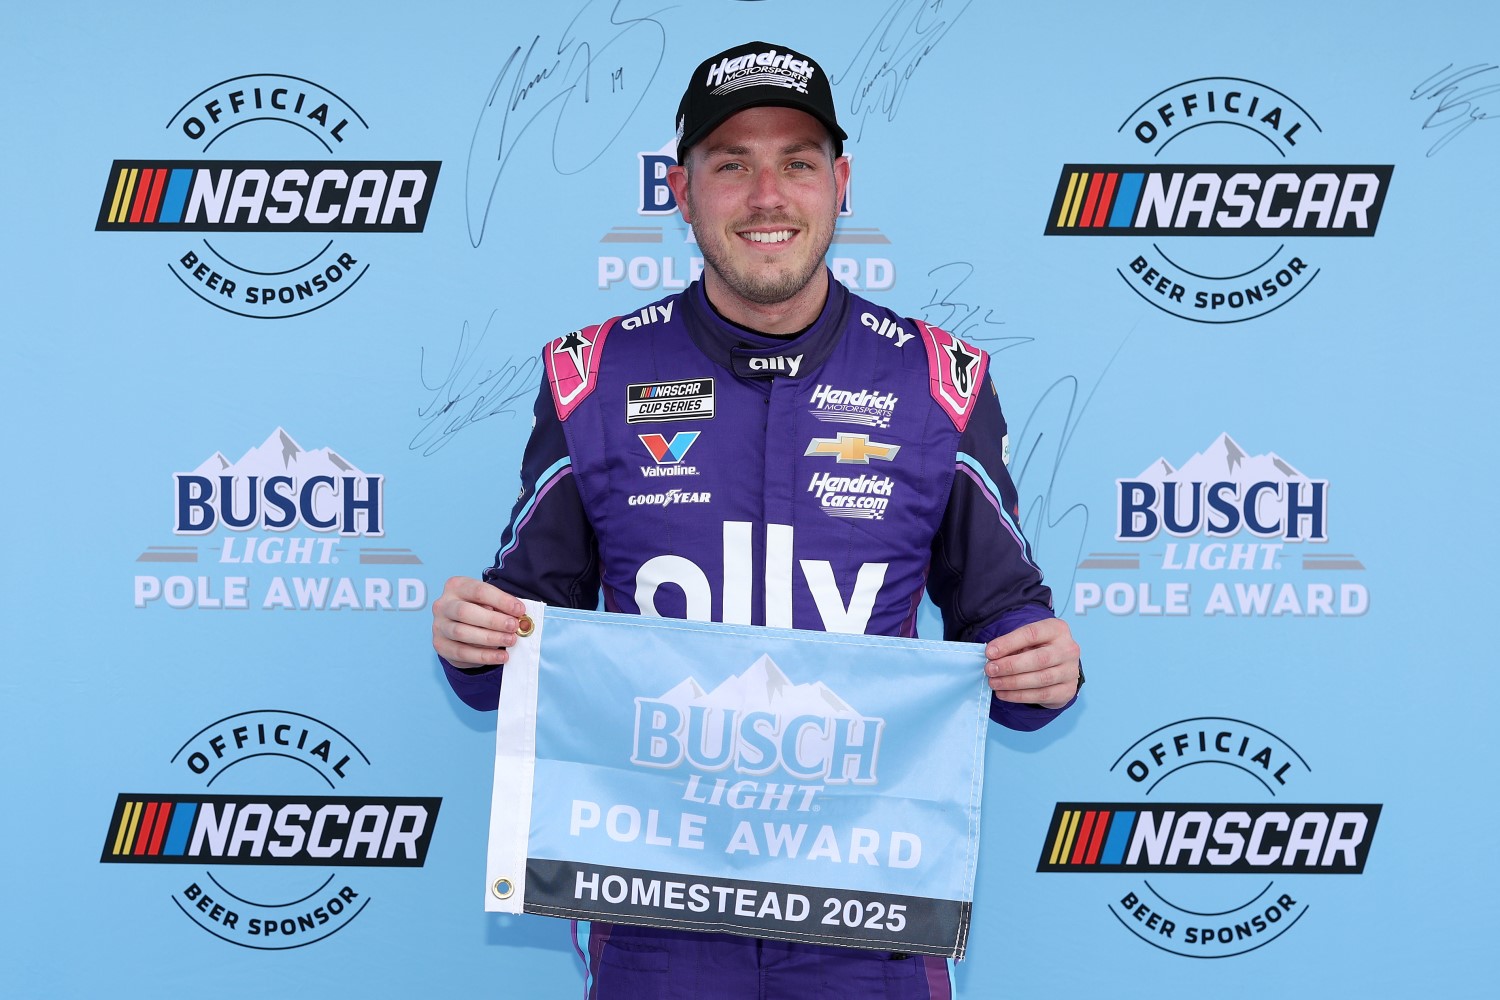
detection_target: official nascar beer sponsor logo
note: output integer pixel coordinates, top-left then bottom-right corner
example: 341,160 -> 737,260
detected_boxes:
1074,434 -> 1367,618
1047,78 -> 1392,322
606,140 -> 891,293
136,428 -> 427,612
626,378 -> 716,422
1038,718 -> 1380,958
101,710 -> 440,949
639,431 -> 700,477
98,74 -> 439,318
809,383 -> 899,428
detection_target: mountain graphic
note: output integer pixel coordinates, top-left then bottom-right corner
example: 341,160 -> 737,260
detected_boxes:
653,654 -> 859,718
1137,433 -> 1305,485
188,428 -> 362,480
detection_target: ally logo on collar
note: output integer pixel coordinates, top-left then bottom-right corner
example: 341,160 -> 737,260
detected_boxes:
732,350 -> 804,379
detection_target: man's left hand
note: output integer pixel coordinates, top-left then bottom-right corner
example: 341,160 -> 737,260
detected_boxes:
984,618 -> 1081,709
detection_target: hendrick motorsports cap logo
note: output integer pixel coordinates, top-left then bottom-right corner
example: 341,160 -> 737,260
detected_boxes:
1037,717 -> 1380,958
100,710 -> 440,949
97,74 -> 439,318
1046,77 -> 1392,323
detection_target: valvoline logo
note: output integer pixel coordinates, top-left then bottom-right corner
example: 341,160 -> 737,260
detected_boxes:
639,431 -> 700,464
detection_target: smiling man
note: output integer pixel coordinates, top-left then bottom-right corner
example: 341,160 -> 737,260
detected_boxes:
432,40 -> 1081,999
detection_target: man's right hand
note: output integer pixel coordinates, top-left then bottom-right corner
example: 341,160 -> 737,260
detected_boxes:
431,576 -> 528,671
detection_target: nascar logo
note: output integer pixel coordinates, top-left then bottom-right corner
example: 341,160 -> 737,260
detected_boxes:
97,160 -> 440,232
102,794 -> 440,866
1038,802 -> 1380,874
626,378 -> 715,423
1046,164 -> 1392,236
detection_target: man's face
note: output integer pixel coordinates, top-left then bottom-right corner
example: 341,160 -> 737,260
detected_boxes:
666,106 -> 849,318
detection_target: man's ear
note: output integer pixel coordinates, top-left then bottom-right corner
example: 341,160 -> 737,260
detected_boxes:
666,163 -> 692,224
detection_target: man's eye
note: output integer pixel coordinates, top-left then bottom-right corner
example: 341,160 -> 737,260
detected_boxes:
788,160 -> 813,170
717,161 -> 745,172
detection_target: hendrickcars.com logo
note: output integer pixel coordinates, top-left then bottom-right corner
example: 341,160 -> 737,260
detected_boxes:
1046,77 -> 1393,323
100,710 -> 440,949
1038,718 -> 1381,957
97,74 -> 439,318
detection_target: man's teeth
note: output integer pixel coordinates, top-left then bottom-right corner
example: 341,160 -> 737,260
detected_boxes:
743,230 -> 793,244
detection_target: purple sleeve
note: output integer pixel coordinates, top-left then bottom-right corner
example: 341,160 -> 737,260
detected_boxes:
441,370 -> 600,712
926,375 -> 1076,731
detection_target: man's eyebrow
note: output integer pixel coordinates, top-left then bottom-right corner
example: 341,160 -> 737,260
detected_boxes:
700,139 -> 828,158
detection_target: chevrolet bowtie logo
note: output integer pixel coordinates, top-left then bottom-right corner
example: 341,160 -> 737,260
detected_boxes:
803,433 -> 901,464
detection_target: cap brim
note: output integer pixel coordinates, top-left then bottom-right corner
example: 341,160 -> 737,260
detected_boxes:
679,95 -> 847,159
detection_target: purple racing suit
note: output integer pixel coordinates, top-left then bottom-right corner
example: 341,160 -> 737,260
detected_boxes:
446,272 -> 1072,998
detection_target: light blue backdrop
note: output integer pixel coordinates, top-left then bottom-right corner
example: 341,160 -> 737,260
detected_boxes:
3,1 -> 1495,997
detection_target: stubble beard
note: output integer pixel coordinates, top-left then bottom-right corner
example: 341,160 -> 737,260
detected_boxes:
686,193 -> 836,307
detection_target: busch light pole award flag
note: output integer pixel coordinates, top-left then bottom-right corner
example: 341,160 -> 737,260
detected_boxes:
484,603 -> 992,958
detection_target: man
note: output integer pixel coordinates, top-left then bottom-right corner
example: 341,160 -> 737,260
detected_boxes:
432,40 -> 1081,999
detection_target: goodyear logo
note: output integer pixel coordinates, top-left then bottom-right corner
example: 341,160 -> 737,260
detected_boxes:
102,794 -> 440,867
97,161 -> 440,232
1039,803 -> 1380,874
1047,165 -> 1391,236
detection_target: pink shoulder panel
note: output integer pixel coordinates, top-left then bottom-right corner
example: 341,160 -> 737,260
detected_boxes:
915,320 -> 988,432
544,317 -> 617,421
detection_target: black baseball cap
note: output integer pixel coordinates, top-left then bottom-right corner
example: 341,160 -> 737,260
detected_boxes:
675,40 -> 847,160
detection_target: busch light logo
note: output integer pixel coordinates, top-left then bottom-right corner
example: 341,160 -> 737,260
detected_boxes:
137,428 -> 425,613
175,428 -> 382,536
1076,434 -> 1365,618
1116,433 -> 1326,542
632,655 -> 885,785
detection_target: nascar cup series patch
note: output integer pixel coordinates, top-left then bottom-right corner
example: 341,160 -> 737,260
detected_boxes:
484,604 -> 992,958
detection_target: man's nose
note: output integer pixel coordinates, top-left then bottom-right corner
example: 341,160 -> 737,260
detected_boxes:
747,167 -> 786,210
